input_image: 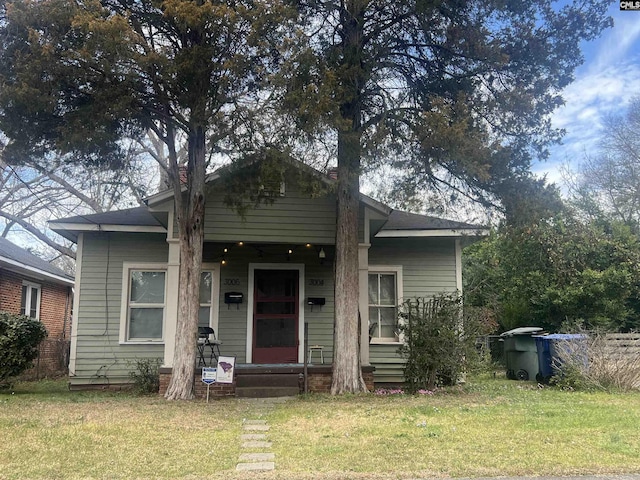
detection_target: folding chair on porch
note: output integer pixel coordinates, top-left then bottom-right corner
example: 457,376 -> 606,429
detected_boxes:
197,327 -> 222,367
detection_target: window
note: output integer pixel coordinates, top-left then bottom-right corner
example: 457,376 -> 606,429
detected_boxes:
198,270 -> 214,329
21,282 -> 41,319
259,180 -> 285,197
368,266 -> 403,343
125,268 -> 166,341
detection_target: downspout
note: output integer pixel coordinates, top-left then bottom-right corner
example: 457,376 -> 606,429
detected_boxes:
62,285 -> 71,340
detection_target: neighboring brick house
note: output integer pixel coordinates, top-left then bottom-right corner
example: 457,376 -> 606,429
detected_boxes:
0,237 -> 74,375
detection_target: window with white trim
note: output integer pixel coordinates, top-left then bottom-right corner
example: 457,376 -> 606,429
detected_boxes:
126,269 -> 166,341
368,266 -> 402,342
198,270 -> 214,329
21,282 -> 41,319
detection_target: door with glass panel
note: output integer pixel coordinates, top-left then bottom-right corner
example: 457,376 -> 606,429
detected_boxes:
253,269 -> 299,364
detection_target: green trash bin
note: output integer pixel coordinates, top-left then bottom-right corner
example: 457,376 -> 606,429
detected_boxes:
500,327 -> 543,381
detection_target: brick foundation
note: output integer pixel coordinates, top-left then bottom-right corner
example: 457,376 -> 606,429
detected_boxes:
306,369 -> 374,393
159,368 -> 236,398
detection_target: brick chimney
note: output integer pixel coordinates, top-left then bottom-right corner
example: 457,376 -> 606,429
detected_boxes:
179,165 -> 188,185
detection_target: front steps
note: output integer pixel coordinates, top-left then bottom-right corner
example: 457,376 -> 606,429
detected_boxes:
235,373 -> 301,398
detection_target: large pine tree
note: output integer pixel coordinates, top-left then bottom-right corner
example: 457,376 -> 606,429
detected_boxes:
278,0 -> 612,393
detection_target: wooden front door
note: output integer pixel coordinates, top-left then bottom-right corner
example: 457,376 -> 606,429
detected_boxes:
253,269 -> 299,364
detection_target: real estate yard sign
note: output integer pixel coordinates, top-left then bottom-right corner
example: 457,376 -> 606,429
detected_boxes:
201,367 -> 216,385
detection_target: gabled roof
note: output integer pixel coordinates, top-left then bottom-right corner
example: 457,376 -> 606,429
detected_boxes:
143,157 -> 392,217
376,210 -> 487,238
0,237 -> 74,285
49,207 -> 167,242
50,160 -> 486,241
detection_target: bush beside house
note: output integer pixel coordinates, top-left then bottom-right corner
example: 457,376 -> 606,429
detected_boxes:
0,312 -> 48,385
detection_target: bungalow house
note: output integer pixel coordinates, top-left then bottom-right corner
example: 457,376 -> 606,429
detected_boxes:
0,237 -> 74,375
50,162 -> 484,396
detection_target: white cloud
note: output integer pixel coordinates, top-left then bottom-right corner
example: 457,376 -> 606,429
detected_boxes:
593,13 -> 640,70
537,9 -> 640,186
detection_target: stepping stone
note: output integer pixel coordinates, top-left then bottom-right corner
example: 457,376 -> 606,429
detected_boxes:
244,424 -> 269,431
239,453 -> 275,462
236,462 -> 275,471
240,433 -> 266,441
244,419 -> 267,425
242,441 -> 272,448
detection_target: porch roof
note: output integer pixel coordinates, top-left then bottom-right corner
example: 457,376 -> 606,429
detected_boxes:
376,210 -> 488,238
49,207 -> 167,242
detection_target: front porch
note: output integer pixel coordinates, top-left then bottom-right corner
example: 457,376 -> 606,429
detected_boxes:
159,364 -> 376,398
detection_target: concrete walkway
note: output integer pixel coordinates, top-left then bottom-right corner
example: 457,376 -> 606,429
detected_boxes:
235,397 -> 291,472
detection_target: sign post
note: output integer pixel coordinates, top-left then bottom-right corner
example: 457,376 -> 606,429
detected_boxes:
201,367 -> 217,403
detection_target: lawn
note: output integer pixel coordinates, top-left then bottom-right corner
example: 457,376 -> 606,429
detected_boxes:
1,377 -> 640,479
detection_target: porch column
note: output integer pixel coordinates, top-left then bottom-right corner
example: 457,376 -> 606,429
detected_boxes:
358,243 -> 371,365
163,239 -> 180,368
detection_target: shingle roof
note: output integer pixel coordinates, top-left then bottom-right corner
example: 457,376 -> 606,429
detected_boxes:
381,210 -> 484,231
0,237 -> 74,283
51,201 -> 484,242
55,207 -> 163,226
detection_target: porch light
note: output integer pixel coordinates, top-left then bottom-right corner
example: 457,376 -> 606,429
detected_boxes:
221,258 -> 227,265
319,247 -> 326,265
223,247 -> 228,253
238,242 -> 244,246
306,243 -> 311,248
288,249 -> 293,254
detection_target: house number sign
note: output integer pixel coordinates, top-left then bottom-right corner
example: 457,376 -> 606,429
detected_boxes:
223,278 -> 240,286
309,279 -> 324,286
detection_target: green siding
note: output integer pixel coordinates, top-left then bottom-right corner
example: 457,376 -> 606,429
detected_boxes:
70,233 -> 168,387
368,237 -> 458,383
369,344 -> 406,383
215,252 -> 248,363
303,261 -> 334,363
202,187 -> 337,245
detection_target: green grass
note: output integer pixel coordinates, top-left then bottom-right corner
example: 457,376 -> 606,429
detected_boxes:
0,380 -> 247,480
2,377 -> 640,479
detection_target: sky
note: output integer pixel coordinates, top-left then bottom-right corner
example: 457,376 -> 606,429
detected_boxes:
536,2 -> 640,185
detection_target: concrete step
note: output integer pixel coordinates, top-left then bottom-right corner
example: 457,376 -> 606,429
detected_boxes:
235,373 -> 301,388
236,386 -> 300,398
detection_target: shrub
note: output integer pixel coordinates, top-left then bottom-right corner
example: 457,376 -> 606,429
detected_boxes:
128,358 -> 162,395
399,294 -> 493,392
0,311 -> 48,385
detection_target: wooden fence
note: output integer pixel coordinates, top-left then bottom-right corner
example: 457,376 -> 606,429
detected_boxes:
604,333 -> 640,356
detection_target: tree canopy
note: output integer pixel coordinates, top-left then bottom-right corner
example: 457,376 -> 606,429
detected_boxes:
282,0 -> 613,212
568,97 -> 640,235
465,214 -> 640,333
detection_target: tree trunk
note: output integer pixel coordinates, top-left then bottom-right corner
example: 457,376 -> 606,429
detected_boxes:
164,126 -> 206,400
330,1 -> 368,394
331,129 -> 367,394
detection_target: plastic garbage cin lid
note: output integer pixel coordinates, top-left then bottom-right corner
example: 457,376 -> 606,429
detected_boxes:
500,327 -> 544,337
